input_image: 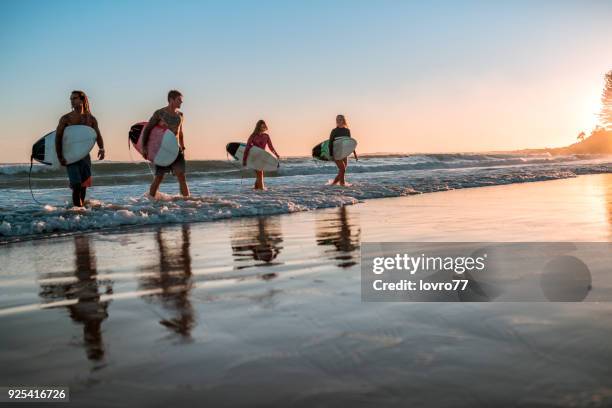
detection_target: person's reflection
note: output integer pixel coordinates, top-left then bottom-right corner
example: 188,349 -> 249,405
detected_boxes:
38,234 -> 111,361
316,205 -> 361,268
231,216 -> 283,271
139,224 -> 195,339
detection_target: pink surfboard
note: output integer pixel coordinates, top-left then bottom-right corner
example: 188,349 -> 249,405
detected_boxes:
129,122 -> 179,166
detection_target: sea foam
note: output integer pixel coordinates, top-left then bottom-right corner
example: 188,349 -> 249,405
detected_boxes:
1,153 -> 611,241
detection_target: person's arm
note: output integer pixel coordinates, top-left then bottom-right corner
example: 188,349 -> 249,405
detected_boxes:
178,113 -> 185,152
91,116 -> 105,160
142,111 -> 160,159
328,129 -> 336,159
348,129 -> 357,160
266,135 -> 280,159
242,134 -> 254,166
55,116 -> 68,166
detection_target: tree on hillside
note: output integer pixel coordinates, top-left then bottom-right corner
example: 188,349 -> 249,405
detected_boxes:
599,70 -> 612,129
577,131 -> 586,142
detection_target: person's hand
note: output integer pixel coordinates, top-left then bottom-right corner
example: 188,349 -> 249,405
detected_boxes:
159,119 -> 168,129
59,156 -> 67,166
97,148 -> 105,160
180,144 -> 186,153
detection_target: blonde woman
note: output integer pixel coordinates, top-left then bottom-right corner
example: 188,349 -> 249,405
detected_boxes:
329,114 -> 357,186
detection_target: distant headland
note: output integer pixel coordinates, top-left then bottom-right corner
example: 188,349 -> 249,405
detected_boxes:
515,127 -> 612,155
516,70 -> 612,155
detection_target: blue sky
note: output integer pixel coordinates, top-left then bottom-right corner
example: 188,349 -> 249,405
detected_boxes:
1,0 -> 612,162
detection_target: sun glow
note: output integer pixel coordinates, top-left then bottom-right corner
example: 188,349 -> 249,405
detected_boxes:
577,89 -> 603,134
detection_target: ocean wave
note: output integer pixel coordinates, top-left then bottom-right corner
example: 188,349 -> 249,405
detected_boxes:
2,153 -> 609,189
0,163 -> 58,175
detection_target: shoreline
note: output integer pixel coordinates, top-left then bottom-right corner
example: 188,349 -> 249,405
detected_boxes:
3,172 -> 611,245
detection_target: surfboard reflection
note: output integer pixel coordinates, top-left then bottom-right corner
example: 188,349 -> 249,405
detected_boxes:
38,234 -> 111,361
138,224 -> 195,339
316,206 -> 361,268
230,216 -> 284,273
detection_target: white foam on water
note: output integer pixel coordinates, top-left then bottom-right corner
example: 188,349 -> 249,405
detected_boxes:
1,154 -> 611,241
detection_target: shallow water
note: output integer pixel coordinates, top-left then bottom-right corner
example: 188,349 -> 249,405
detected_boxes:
1,153 -> 611,240
1,175 -> 612,406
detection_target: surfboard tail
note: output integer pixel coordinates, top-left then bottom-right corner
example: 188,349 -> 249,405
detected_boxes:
312,144 -> 322,158
226,142 -> 240,158
129,123 -> 145,145
31,132 -> 54,165
31,138 -> 45,162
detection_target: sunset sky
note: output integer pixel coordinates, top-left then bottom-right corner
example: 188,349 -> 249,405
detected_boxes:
1,0 -> 611,163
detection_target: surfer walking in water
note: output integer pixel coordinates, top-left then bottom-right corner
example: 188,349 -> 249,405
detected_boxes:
330,114 -> 357,186
243,120 -> 280,190
142,90 -> 190,198
56,90 -> 105,207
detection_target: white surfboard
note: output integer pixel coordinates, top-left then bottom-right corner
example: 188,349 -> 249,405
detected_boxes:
128,122 -> 180,167
31,125 -> 97,166
312,137 -> 358,161
226,142 -> 279,171
332,137 -> 357,160
153,131 -> 180,166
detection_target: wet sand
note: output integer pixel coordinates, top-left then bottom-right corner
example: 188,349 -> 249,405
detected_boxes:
1,174 -> 612,407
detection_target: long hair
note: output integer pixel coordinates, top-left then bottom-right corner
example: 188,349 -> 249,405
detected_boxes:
72,90 -> 91,114
250,119 -> 267,138
336,114 -> 348,127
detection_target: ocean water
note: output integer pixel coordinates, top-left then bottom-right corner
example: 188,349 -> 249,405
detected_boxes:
2,176 -> 612,407
1,153 -> 611,241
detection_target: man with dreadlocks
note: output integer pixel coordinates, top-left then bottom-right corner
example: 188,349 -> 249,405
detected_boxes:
55,90 -> 105,207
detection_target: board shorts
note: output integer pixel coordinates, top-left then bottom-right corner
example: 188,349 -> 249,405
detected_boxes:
66,154 -> 92,189
155,151 -> 186,176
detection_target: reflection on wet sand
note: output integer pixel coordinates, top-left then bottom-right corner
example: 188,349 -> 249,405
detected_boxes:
316,205 -> 360,268
604,174 -> 612,239
38,235 -> 112,361
138,225 -> 195,339
231,216 -> 284,274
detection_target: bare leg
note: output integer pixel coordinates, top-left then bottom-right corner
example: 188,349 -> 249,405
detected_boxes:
80,187 -> 87,205
339,158 -> 348,186
333,160 -> 346,185
176,172 -> 190,197
332,161 -> 342,185
149,174 -> 164,197
254,170 -> 264,190
72,186 -> 83,207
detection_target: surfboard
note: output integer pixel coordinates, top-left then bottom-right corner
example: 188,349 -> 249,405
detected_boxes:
226,142 -> 279,171
312,137 -> 357,161
129,122 -> 179,166
31,125 -> 97,166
